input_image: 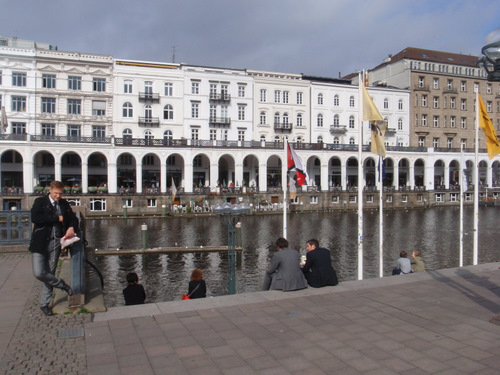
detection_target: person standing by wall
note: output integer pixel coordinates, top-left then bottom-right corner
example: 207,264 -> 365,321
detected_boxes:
29,180 -> 78,316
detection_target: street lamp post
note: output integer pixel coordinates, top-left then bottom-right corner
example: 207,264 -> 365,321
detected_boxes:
479,28 -> 500,81
213,201 -> 249,294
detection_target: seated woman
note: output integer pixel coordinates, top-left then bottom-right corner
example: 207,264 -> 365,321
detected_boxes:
411,251 -> 426,272
188,269 -> 206,299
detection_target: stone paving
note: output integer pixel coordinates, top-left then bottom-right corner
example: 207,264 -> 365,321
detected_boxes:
1,252 -> 500,374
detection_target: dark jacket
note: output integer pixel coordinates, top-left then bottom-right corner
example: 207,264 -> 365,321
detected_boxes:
123,283 -> 146,305
29,194 -> 79,255
302,247 -> 338,288
188,280 -> 206,299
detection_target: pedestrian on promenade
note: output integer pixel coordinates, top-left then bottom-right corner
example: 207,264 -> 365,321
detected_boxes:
301,239 -> 338,288
29,180 -> 78,316
262,237 -> 307,291
123,272 -> 146,305
187,269 -> 206,299
411,251 -> 426,272
392,250 -> 412,275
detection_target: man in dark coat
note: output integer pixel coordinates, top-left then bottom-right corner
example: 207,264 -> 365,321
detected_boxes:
29,180 -> 78,316
301,239 -> 338,288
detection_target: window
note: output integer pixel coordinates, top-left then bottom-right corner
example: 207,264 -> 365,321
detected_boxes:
191,102 -> 199,118
317,114 -> 323,127
191,81 -> 199,94
333,136 -> 339,144
384,98 -> 389,109
191,128 -> 199,140
433,97 -> 439,108
366,195 -> 374,203
283,91 -> 289,103
92,100 -> 106,116
12,72 -> 27,87
122,199 -> 133,208
334,95 -> 339,106
144,105 -> 152,119
415,94 -> 418,107
68,99 -> 81,115
123,102 -> 133,118
164,130 -> 173,142
486,83 -> 492,94
282,113 -> 289,125
433,138 -> 439,148
209,83 -> 217,97
123,80 -> 133,93
349,96 -> 355,107
274,90 -> 281,103
418,136 -> 425,147
164,82 -> 173,96
147,198 -> 157,208
42,74 -> 56,89
274,112 -> 280,125
349,115 -> 355,129
260,135 -> 266,142
144,130 -> 154,142
90,198 -> 106,211
260,89 -> 267,102
450,193 -> 458,202
122,129 -> 133,141
421,95 -> 427,107
317,136 -> 323,143
433,78 -> 439,89
210,129 -> 217,140
163,104 -> 173,120
296,113 -> 303,127
317,93 -> 323,105
349,137 -> 355,145
447,79 -> 453,90
421,114 -> 427,126
41,123 -> 55,136
435,193 -> 444,203
92,126 -> 106,138
11,122 -> 26,134
450,97 -> 456,109
41,97 -> 56,113
68,76 -> 82,90
349,195 -> 357,203
238,130 -> 245,141
402,195 -> 408,203
0,71 -> 2,85
460,81 -> 466,92
418,77 -> 424,87
238,105 -> 245,120
398,99 -> 403,110
310,196 -> 318,204
386,195 -> 393,203
259,111 -> 266,125
11,96 -> 26,112
447,138 -> 453,148
67,125 -> 81,137
297,92 -> 302,104
450,116 -> 456,128
238,84 -> 246,97
487,101 -> 492,112
93,77 -> 106,92
398,118 -> 403,130
461,117 -> 466,129
461,99 -> 466,110
334,114 -> 340,126
144,81 -> 153,95
433,116 -> 439,127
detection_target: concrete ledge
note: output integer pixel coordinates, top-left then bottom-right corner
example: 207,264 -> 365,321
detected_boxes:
93,261 -> 500,322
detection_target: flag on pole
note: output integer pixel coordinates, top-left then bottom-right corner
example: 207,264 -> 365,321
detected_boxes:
171,177 -> 177,201
287,143 -> 309,185
478,94 -> 500,160
361,81 -> 386,157
289,176 -> 297,200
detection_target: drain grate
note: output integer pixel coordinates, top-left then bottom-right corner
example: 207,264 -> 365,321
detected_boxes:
58,327 -> 85,339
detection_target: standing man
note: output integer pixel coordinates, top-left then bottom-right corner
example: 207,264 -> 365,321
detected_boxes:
301,239 -> 338,288
30,180 -> 78,316
262,237 -> 307,291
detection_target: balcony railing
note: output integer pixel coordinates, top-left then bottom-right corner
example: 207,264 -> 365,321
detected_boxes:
329,125 -> 347,134
209,117 -> 231,127
139,92 -> 160,102
209,93 -> 231,102
443,88 -> 458,94
139,117 -> 160,127
274,122 -> 292,131
385,128 -> 396,135
414,85 -> 430,91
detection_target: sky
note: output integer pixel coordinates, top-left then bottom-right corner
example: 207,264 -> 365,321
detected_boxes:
1,0 -> 498,77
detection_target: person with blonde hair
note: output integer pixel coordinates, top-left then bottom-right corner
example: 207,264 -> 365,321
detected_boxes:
188,269 -> 206,299
411,251 -> 426,272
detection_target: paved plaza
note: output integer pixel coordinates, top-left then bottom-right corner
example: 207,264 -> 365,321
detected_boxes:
0,252 -> 499,374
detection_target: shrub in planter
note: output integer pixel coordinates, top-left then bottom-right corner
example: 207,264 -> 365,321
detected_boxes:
88,186 -> 98,193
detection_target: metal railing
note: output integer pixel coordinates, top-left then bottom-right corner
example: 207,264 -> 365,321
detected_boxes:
0,210 -> 31,245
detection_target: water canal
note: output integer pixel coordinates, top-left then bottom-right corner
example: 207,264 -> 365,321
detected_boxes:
89,206 -> 500,307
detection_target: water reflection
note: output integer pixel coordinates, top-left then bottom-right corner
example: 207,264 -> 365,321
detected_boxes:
90,206 -> 500,307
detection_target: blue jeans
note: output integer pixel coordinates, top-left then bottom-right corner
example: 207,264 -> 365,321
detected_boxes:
32,237 -> 64,307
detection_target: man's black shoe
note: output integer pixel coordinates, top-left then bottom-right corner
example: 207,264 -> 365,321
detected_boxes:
40,305 -> 53,316
60,279 -> 73,296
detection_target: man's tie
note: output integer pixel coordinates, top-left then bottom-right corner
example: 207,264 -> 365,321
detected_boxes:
54,201 -> 61,215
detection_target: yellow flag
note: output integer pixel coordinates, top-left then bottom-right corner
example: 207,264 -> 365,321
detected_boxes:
478,94 -> 500,160
361,81 -> 383,122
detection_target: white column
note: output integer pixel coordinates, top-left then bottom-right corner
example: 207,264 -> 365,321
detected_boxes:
107,163 -> 117,194
259,163 -> 267,192
160,161 -> 167,194
23,160 -> 34,194
184,163 -> 193,193
393,163 -> 399,190
55,161 -> 62,182
341,162 -> 347,191
235,162 -> 243,187
81,161 -> 89,194
425,164 -> 434,190
409,164 -> 415,189
486,161 -> 493,187
320,161 -> 328,192
210,163 -> 218,191
136,163 -> 143,194
444,164 -> 450,189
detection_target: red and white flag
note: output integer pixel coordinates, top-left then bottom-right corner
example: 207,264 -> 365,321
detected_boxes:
287,143 -> 309,186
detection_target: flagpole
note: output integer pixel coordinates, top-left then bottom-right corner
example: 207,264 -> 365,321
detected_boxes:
473,89 -> 479,265
459,148 -> 464,267
378,156 -> 384,277
283,138 -> 288,239
357,72 -> 364,281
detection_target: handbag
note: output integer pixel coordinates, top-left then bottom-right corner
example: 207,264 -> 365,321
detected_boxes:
181,283 -> 200,300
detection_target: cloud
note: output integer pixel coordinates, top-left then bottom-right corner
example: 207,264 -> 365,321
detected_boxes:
1,0 -> 498,77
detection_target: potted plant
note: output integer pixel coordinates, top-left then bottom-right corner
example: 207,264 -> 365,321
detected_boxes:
88,186 -> 98,193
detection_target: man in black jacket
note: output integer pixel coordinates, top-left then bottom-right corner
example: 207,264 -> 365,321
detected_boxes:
29,180 -> 78,316
301,239 -> 338,288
